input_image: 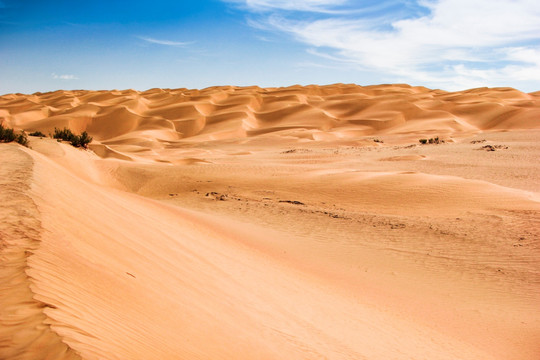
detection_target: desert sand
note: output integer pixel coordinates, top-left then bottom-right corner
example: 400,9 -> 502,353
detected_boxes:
1,83 -> 539,360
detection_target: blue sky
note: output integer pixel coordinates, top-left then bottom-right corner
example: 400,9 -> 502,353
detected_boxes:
1,0 -> 539,94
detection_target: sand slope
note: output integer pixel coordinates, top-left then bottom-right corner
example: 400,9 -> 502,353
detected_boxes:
2,84 -> 540,161
0,144 -> 81,360
1,84 -> 539,360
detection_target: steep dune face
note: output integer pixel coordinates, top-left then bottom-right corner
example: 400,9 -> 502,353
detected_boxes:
0,144 -> 81,360
1,84 -> 539,360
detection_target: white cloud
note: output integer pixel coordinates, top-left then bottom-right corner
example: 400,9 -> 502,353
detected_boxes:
505,47 -> 540,65
229,0 -> 540,90
225,0 -> 349,13
138,36 -> 192,47
51,73 -> 78,80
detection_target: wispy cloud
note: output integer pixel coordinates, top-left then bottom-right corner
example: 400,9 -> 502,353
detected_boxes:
51,73 -> 78,80
137,36 -> 193,47
224,0 -> 349,13
226,0 -> 540,90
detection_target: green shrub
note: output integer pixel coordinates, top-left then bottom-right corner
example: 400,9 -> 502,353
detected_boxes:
0,124 -> 16,142
53,127 -> 76,142
420,137 -> 442,145
70,137 -> 80,147
29,131 -> 46,137
0,123 -> 28,147
15,132 -> 28,146
79,131 -> 92,148
54,127 -> 92,148
70,131 -> 92,148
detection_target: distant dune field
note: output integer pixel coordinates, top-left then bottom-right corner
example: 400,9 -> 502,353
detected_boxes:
1,84 -> 539,360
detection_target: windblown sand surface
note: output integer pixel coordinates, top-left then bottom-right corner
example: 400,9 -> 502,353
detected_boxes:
1,84 -> 539,359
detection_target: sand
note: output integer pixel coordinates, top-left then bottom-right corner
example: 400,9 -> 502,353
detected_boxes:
1,83 -> 539,359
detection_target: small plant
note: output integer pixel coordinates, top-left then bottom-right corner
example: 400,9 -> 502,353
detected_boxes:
420,137 -> 442,145
29,131 -> 46,137
53,127 -> 92,148
53,127 -> 76,142
0,123 -> 28,147
0,123 -> 16,142
15,132 -> 28,146
479,144 -> 508,152
70,131 -> 92,148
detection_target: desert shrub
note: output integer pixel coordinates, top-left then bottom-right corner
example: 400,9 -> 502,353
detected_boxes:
15,132 -> 28,146
29,131 -> 46,137
420,137 -> 442,145
53,127 -> 76,142
54,127 -> 92,148
70,131 -> 92,148
70,136 -> 80,147
0,123 -> 28,147
0,124 -> 16,142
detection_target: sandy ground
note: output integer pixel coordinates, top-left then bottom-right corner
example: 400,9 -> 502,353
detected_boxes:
1,84 -> 539,359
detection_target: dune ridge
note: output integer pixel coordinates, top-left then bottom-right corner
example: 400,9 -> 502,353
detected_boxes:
2,84 -> 540,161
0,144 -> 80,360
1,84 -> 539,359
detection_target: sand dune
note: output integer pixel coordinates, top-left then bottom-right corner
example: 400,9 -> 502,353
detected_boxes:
1,84 -> 539,359
2,84 -> 539,157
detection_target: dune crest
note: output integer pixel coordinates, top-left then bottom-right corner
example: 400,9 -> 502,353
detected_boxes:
0,145 -> 81,360
1,84 -> 539,360
1,84 -> 539,161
